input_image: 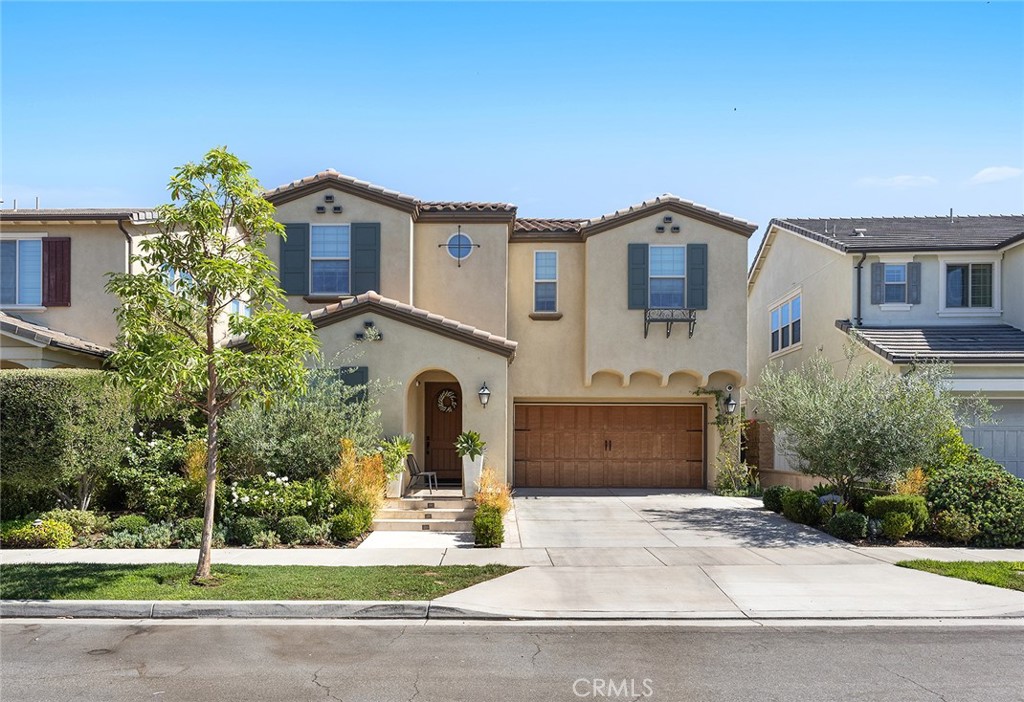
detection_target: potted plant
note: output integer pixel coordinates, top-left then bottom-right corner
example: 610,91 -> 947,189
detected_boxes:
381,434 -> 414,498
454,430 -> 486,498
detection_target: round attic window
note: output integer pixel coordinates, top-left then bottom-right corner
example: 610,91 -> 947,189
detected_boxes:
446,233 -> 474,262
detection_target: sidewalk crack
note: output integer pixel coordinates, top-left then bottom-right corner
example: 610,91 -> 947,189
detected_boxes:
883,666 -> 949,701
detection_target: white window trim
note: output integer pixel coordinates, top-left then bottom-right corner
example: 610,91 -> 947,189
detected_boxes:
937,255 -> 1001,317
648,244 -> 686,309
769,289 -> 802,358
445,232 -> 475,262
880,303 -> 912,312
309,224 -> 352,295
533,250 -> 558,313
0,237 -> 44,308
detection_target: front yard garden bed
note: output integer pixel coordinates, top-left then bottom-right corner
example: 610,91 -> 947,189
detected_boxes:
0,563 -> 518,601
897,560 -> 1024,592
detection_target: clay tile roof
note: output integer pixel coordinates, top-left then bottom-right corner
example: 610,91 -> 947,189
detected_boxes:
264,169 -> 420,211
0,208 -> 157,223
836,321 -> 1024,364
513,218 -> 586,233
773,215 -> 1024,253
418,202 -> 517,213
583,194 -> 758,237
0,312 -> 113,358
230,292 -> 517,360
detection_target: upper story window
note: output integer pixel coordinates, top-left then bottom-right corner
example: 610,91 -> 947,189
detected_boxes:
649,245 -> 685,309
230,298 -> 251,317
533,251 -> 557,313
164,266 -> 193,293
946,263 -> 993,308
446,232 -> 474,262
770,293 -> 801,354
310,225 -> 351,295
0,239 -> 42,306
884,264 -> 907,303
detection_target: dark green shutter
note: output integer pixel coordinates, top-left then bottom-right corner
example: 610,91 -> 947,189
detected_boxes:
351,223 -> 381,294
870,263 -> 884,304
907,262 -> 922,305
627,243 -> 649,309
338,366 -> 369,402
686,243 -> 708,310
280,223 -> 310,295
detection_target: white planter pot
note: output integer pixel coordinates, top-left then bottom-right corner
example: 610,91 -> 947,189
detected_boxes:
386,472 -> 405,498
462,455 -> 484,498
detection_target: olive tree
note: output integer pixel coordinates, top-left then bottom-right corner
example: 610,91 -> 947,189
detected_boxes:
749,343 -> 990,503
106,147 -> 319,582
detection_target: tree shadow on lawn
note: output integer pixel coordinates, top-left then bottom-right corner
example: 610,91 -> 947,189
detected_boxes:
638,507 -> 840,548
1,563 -> 151,600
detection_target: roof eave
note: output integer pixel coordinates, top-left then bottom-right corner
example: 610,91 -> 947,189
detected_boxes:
584,200 -> 757,238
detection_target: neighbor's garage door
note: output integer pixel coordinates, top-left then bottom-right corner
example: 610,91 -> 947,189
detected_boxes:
513,404 -> 704,488
962,400 -> 1024,478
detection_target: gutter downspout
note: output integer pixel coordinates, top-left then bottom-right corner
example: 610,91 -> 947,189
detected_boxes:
854,253 -> 867,326
117,220 -> 133,273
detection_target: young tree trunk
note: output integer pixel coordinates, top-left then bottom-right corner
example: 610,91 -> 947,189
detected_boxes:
194,322 -> 220,582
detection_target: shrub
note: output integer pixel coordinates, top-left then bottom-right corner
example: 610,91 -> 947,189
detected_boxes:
762,485 -> 791,513
331,440 -> 388,514
306,522 -> 331,545
98,530 -> 141,548
825,511 -> 868,541
219,366 -> 388,482
474,467 -> 512,515
137,523 -> 174,548
932,510 -> 980,544
251,530 -> 280,549
895,467 -> 928,496
0,369 -> 134,510
1,519 -> 75,549
276,515 -> 311,545
454,431 -> 486,461
229,516 -> 268,546
881,512 -> 913,541
329,505 -> 373,543
225,475 -> 336,525
174,517 -> 205,548
39,509 -> 101,538
927,454 -> 1024,547
818,501 -> 846,525
781,490 -> 819,525
111,515 -> 150,535
865,495 -> 929,534
473,504 -> 504,547
108,430 -> 206,522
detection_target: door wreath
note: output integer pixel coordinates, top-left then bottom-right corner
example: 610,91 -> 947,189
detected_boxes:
436,389 -> 458,413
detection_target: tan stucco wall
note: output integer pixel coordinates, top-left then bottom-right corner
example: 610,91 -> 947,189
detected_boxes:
268,188 -> 415,314
584,210 -> 747,387
0,335 -> 104,369
412,222 -> 509,336
310,312 -> 511,481
1,222 -> 129,346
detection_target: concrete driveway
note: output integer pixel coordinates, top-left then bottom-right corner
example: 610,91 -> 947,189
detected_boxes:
512,488 -> 840,550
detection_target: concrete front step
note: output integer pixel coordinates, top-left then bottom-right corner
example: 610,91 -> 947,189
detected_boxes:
384,498 -> 476,510
372,518 -> 474,533
376,508 -> 473,521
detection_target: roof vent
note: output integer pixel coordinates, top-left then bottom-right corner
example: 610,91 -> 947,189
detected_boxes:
853,228 -> 867,237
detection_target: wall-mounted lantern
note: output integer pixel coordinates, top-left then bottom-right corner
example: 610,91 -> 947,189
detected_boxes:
723,388 -> 737,415
478,382 -> 491,408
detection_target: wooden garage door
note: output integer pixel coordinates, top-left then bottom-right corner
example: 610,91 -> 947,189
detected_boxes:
513,404 -> 704,488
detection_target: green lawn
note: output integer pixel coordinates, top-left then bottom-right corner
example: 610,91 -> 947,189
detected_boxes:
897,560 -> 1024,592
0,563 -> 518,601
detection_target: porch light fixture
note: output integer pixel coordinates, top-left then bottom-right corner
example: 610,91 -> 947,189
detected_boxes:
723,393 -> 737,415
478,382 -> 491,408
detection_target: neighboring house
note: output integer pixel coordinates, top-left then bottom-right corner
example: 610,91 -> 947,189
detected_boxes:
746,215 -> 1024,484
0,208 -> 157,368
0,171 -> 756,491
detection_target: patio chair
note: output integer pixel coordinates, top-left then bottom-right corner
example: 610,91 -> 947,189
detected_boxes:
405,454 -> 437,494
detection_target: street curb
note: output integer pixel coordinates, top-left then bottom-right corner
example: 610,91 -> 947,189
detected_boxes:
4,599 -> 1024,621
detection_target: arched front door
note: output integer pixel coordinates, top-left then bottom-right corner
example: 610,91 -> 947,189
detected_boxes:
424,382 -> 463,484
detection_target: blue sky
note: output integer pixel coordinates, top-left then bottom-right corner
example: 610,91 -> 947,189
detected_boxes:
2,2 -> 1022,260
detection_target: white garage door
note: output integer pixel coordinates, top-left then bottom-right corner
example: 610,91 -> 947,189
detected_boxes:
962,400 -> 1024,478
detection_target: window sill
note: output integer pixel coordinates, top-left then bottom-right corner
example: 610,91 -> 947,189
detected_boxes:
303,295 -> 353,304
879,303 -> 912,311
529,312 -> 563,321
0,305 -> 46,313
937,309 -> 1002,318
769,343 -> 802,359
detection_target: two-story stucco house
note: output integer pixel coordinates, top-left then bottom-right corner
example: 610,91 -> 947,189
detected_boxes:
746,215 -> 1024,485
0,170 -> 756,492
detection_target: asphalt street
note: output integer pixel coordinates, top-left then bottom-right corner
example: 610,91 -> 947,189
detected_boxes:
2,620 -> 1022,701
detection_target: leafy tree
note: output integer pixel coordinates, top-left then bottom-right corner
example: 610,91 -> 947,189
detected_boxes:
106,147 -> 319,581
749,343 -> 990,504
0,369 -> 133,511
